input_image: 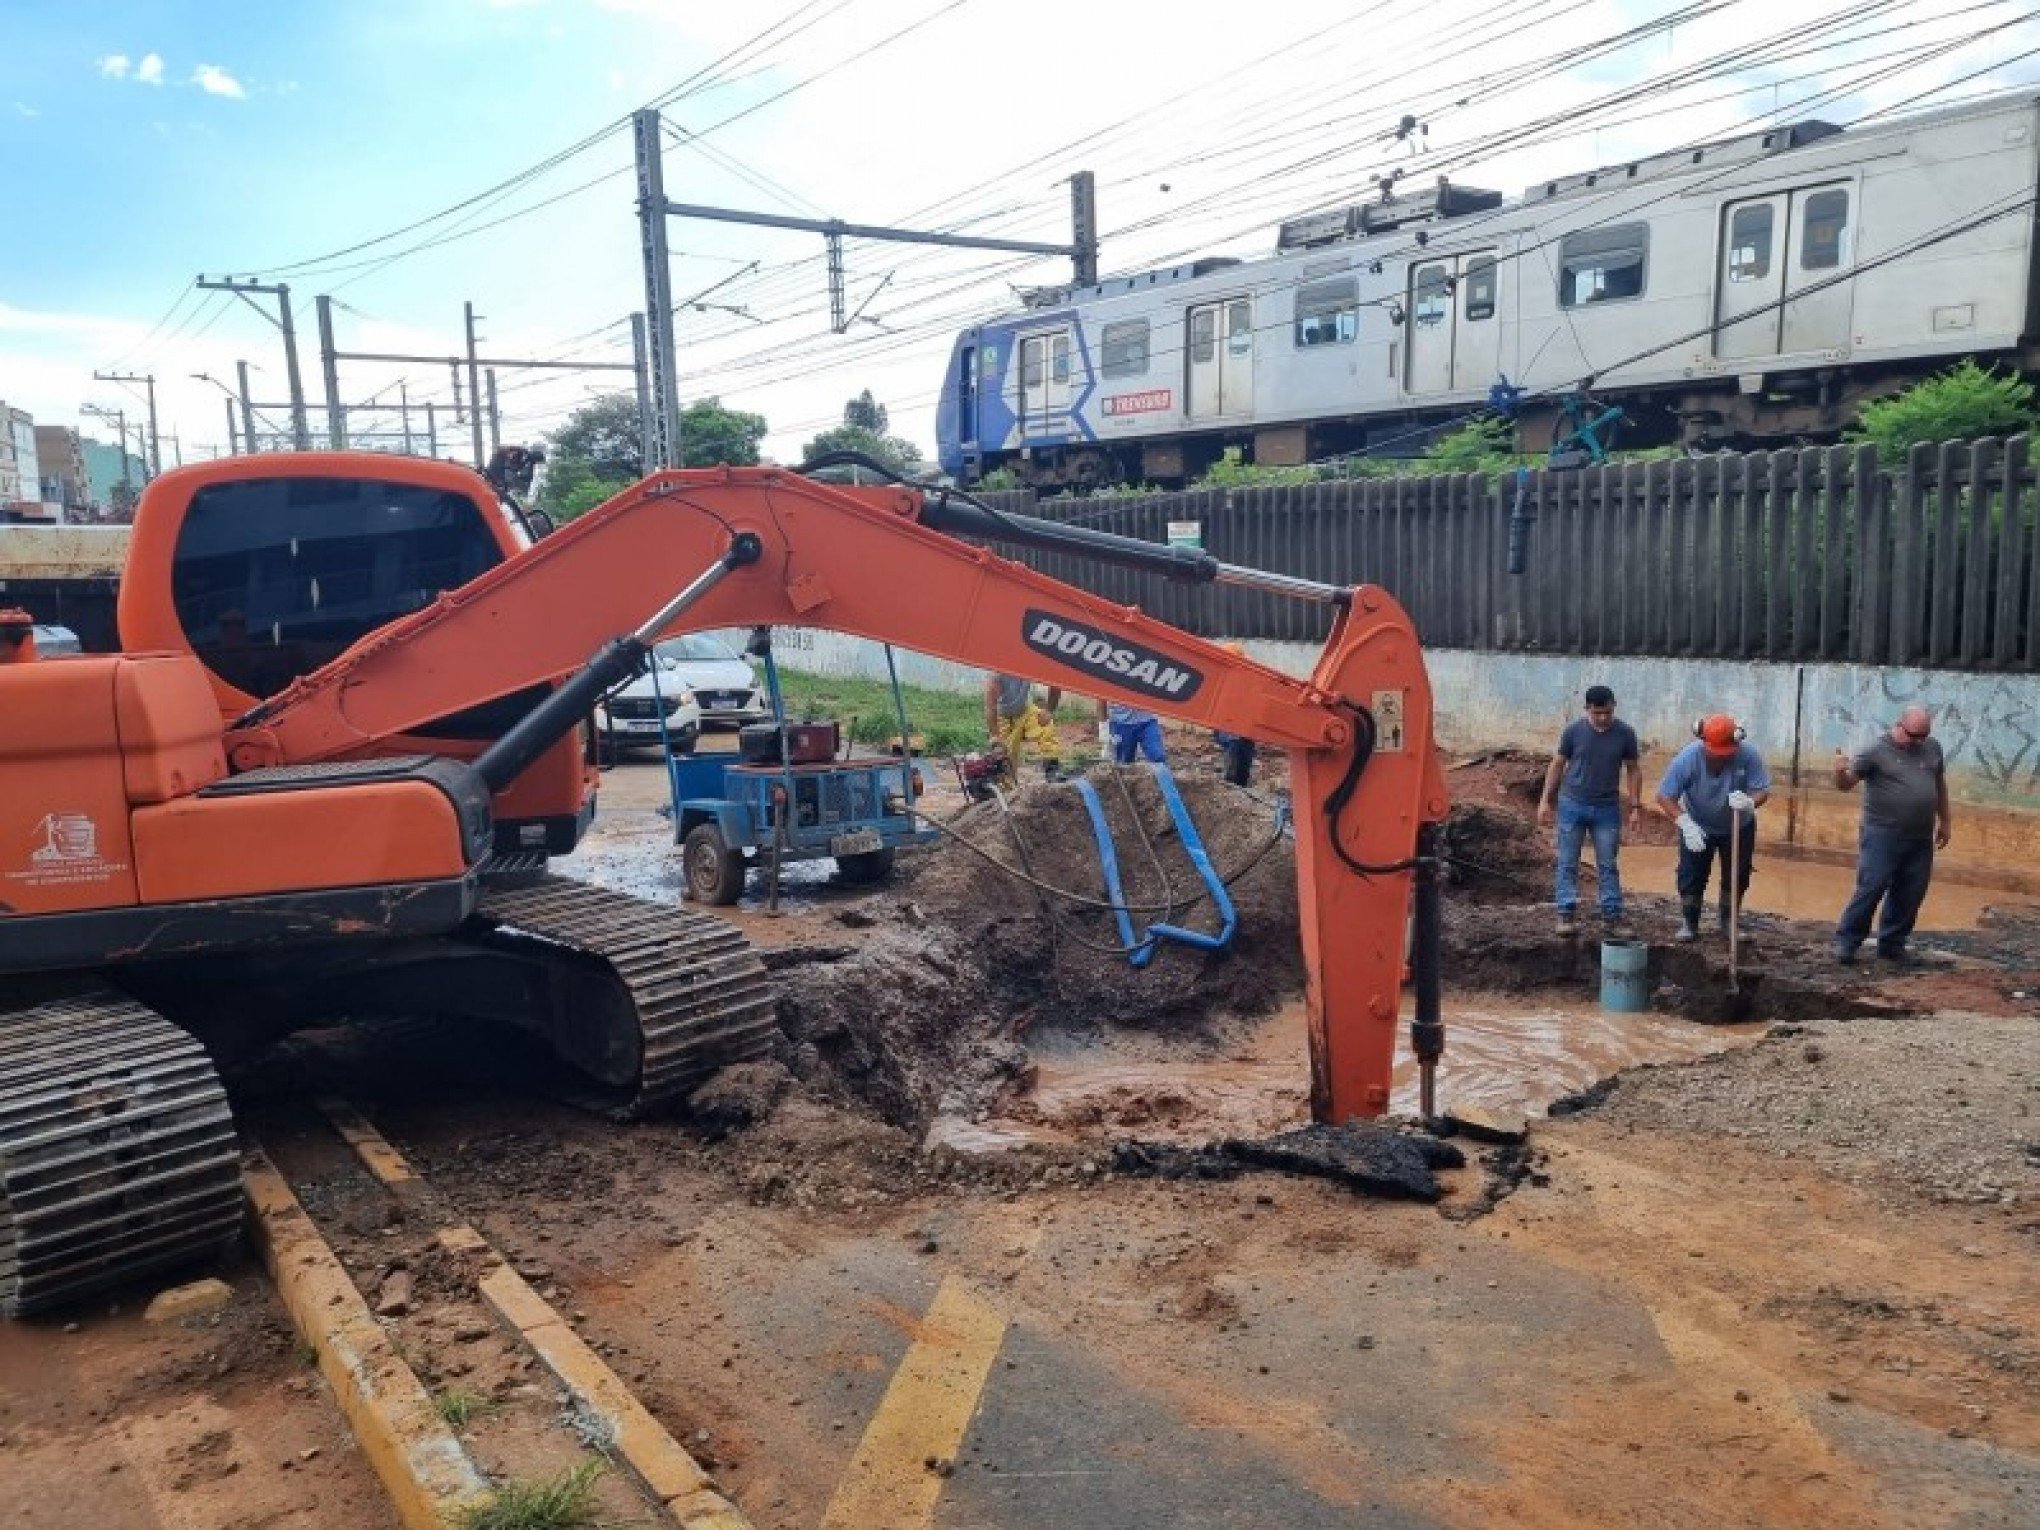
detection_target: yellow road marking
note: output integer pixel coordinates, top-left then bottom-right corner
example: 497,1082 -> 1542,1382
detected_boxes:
821,1276 -> 1008,1530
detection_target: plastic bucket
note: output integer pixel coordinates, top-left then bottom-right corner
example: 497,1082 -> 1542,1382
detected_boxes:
1600,939 -> 1649,1013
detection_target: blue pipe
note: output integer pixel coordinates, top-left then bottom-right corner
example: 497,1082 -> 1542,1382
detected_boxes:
1071,765 -> 1238,968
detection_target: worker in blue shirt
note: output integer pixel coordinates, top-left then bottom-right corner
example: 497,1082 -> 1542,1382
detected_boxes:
1654,714 -> 1772,942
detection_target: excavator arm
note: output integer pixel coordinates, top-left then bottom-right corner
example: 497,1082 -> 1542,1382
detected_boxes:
227,467 -> 1450,1122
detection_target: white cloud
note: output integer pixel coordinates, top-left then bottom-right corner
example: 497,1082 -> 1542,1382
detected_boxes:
96,53 -> 130,79
135,52 -> 164,86
13,102 -> 38,118
192,65 -> 245,100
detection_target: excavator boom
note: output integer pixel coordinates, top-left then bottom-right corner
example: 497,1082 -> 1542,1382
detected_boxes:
229,466 -> 1449,1121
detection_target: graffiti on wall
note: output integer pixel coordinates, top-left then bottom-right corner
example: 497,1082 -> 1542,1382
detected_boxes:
1823,670 -> 2040,797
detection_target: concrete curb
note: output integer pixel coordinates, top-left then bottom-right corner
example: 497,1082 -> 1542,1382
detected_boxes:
318,1101 -> 751,1530
243,1150 -> 492,1530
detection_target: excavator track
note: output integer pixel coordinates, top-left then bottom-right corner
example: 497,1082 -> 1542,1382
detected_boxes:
0,991 -> 243,1318
475,876 -> 778,1118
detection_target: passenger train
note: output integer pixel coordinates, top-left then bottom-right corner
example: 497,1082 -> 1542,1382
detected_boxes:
934,93 -> 2040,487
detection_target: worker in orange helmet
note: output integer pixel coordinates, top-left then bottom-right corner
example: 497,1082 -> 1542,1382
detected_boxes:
1653,713 -> 1772,942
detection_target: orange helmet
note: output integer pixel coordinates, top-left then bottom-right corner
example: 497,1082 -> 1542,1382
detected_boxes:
1696,713 -> 1744,758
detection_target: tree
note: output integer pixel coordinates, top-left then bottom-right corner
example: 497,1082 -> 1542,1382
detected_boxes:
1848,360 -> 2038,465
677,397 -> 766,468
801,392 -> 924,474
545,393 -> 642,484
843,389 -> 888,435
538,393 -> 767,519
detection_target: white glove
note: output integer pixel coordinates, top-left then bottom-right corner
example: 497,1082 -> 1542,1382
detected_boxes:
1676,813 -> 1707,853
1097,721 -> 1112,747
1727,790 -> 1756,813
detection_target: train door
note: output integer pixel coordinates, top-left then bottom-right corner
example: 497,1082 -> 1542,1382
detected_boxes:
1780,185 -> 1853,353
1405,261 -> 1454,395
1186,298 -> 1252,419
1452,254 -> 1501,391
1406,253 -> 1498,396
1715,194 -> 1786,359
1714,185 -> 1853,358
1018,327 -> 1072,435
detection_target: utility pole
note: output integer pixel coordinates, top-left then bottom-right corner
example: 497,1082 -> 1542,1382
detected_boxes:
486,368 -> 501,457
165,432 -> 183,469
633,109 -> 683,469
400,383 -> 414,455
92,371 -> 160,478
315,295 -> 346,448
463,302 -> 485,469
426,402 -> 439,459
197,276 -> 312,449
235,361 -> 259,454
629,311 -> 654,472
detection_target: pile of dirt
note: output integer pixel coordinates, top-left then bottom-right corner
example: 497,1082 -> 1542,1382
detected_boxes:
1441,801 -> 1550,902
906,768 -> 1302,1026
768,769 -> 1301,1131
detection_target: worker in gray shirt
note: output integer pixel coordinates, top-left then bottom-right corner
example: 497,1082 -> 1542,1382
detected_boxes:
1832,705 -> 1952,965
1536,685 -> 1642,937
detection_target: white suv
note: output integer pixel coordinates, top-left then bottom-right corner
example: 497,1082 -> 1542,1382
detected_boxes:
597,663 -> 703,756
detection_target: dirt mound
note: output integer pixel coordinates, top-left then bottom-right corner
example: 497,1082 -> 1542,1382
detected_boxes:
769,769 -> 1301,1131
906,768 -> 1301,1025
1441,801 -> 1550,902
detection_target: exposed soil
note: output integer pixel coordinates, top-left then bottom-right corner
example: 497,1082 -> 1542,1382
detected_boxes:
770,767 -> 1300,1131
7,743 -> 2038,1528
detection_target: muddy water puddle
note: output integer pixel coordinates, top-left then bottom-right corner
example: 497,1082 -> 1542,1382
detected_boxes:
1620,845 -> 2032,930
927,993 -> 1765,1153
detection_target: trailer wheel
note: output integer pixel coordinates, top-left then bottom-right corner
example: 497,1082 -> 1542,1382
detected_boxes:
683,824 -> 746,905
835,847 -> 897,885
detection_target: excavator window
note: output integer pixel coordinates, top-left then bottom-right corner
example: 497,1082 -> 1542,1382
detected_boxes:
172,475 -> 502,701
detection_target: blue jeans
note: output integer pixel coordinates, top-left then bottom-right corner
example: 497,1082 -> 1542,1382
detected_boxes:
1556,798 -> 1624,917
1111,717 -> 1166,765
1836,829 -> 1935,955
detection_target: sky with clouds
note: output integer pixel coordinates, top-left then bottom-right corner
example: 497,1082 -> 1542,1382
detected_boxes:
3,0 -> 2038,470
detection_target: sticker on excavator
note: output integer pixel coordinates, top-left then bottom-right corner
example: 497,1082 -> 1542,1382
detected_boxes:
1372,690 -> 1406,753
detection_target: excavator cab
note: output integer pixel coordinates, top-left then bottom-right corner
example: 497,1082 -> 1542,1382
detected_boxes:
119,454 -> 593,854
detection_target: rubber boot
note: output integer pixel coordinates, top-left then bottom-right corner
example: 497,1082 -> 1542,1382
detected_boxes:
1675,899 -> 1701,942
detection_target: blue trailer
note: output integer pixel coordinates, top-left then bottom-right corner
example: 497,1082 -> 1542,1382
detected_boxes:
654,636 -> 934,905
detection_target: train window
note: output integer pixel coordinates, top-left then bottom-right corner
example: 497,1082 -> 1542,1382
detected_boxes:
1102,320 -> 1150,377
1021,337 -> 1045,390
1226,300 -> 1253,355
1801,189 -> 1849,269
1728,204 -> 1772,281
1413,264 -> 1450,328
1463,257 -> 1497,321
1190,308 -> 1217,364
1294,279 -> 1358,347
1558,223 -> 1648,307
1051,333 -> 1071,385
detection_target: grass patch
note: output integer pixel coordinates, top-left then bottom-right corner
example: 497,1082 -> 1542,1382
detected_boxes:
434,1386 -> 499,1428
775,669 -> 1090,757
459,1459 -> 606,1530
293,1339 -> 319,1368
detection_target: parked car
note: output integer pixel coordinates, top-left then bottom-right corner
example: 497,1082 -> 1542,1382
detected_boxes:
648,632 -> 768,729
597,663 -> 702,757
31,624 -> 81,656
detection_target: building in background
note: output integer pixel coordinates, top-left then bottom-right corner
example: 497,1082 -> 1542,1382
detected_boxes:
0,404 -> 57,523
80,436 -> 144,519
33,426 -> 89,516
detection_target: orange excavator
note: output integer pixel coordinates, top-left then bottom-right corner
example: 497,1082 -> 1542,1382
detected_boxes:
0,450 -> 1447,1315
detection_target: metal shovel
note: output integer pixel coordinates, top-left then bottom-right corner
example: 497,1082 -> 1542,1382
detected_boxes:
1727,805 -> 1743,998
